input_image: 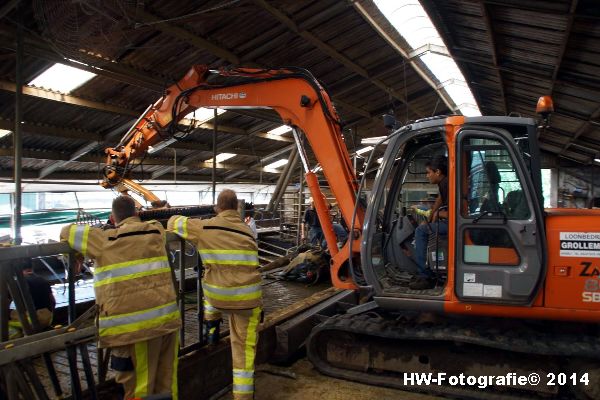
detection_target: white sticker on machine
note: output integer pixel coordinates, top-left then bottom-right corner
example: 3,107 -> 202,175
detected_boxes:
463,282 -> 483,297
483,285 -> 502,298
464,273 -> 476,283
559,232 -> 600,258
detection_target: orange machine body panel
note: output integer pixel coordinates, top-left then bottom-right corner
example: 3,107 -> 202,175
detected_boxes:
439,117 -> 600,322
543,209 -> 600,311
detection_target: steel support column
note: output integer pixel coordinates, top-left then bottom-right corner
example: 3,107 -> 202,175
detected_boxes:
212,109 -> 218,204
12,3 -> 23,244
297,157 -> 305,247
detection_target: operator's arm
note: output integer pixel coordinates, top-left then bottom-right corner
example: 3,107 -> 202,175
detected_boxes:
431,195 -> 448,222
430,196 -> 442,222
59,224 -> 104,259
167,215 -> 205,243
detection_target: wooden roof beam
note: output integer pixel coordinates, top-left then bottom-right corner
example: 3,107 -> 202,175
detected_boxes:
0,119 -> 101,141
480,3 -> 508,115
559,105 -> 600,158
0,170 -> 260,183
252,0 -> 426,117
550,0 -> 579,94
0,25 -> 166,92
224,144 -> 296,181
0,80 -> 139,116
0,0 -> 19,19
119,5 -> 374,121
38,120 -> 133,179
0,119 -> 270,158
451,50 -> 597,93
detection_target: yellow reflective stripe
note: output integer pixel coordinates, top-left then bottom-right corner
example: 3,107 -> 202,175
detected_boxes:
202,281 -> 262,301
134,341 -> 149,398
68,225 -> 76,249
93,268 -> 171,288
68,225 -> 90,255
204,291 -> 262,301
233,389 -> 254,394
172,334 -> 179,400
174,216 -> 188,239
233,368 -> 254,378
100,301 -> 177,322
199,249 -> 259,266
203,300 -> 221,317
199,250 -> 257,255
98,311 -> 180,337
95,256 -> 168,274
94,258 -> 169,286
81,226 -> 89,255
233,376 -> 253,385
201,260 -> 259,266
245,307 -> 261,370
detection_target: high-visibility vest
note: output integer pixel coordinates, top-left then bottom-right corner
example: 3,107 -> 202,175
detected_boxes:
61,217 -> 181,348
168,210 -> 262,310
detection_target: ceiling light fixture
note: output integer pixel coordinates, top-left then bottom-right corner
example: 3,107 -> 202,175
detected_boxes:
265,159 -> 289,169
356,146 -> 374,155
214,153 -> 236,163
267,125 -> 292,136
29,63 -> 96,94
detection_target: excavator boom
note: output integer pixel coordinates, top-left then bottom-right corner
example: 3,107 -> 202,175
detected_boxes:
104,65 -> 363,288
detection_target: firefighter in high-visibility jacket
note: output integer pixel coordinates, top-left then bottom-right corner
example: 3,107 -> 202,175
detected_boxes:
168,189 -> 262,400
60,196 -> 181,400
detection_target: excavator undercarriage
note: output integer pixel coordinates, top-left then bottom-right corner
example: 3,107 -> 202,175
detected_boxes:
307,311 -> 600,399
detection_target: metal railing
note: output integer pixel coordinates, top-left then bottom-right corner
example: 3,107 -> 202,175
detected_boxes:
0,232 -> 203,399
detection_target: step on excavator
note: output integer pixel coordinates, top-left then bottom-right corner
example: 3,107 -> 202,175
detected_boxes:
103,65 -> 600,399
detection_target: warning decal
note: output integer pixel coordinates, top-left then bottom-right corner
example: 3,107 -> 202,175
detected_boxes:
560,232 -> 600,258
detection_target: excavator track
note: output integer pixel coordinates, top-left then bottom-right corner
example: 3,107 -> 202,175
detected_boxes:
307,312 -> 600,399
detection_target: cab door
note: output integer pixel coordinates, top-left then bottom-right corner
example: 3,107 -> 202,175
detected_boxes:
454,128 -> 545,305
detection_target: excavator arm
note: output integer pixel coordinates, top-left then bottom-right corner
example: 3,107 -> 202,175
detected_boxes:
103,65 -> 364,289
115,178 -> 167,209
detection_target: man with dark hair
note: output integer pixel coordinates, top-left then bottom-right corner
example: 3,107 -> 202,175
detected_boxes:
61,195 -> 181,399
169,189 -> 262,400
410,155 -> 449,290
8,263 -> 55,339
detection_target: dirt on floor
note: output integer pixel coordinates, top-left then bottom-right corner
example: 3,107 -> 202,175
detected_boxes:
217,358 -> 440,400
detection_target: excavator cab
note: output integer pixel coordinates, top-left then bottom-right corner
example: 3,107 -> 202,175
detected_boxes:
362,116 -> 547,307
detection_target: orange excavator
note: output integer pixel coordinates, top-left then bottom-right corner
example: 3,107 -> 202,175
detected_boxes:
103,65 -> 600,399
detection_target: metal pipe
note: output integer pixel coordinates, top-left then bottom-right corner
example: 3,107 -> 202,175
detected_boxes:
212,109 -> 218,204
178,240 -> 185,347
68,253 -> 76,324
272,150 -> 299,212
0,266 -> 9,341
173,148 -> 177,185
297,159 -> 304,247
12,3 -> 23,244
197,252 -> 204,346
591,156 -> 596,209
267,148 -> 298,212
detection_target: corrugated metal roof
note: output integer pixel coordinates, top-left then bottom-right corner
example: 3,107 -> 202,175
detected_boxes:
424,0 -> 600,164
0,0 -> 597,187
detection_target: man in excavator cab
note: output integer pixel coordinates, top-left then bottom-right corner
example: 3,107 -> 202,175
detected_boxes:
410,155 -> 449,290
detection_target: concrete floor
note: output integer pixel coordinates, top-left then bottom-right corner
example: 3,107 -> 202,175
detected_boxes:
218,358 -> 441,400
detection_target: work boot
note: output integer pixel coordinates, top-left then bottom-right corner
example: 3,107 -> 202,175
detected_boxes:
409,277 -> 435,290
203,319 -> 222,345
